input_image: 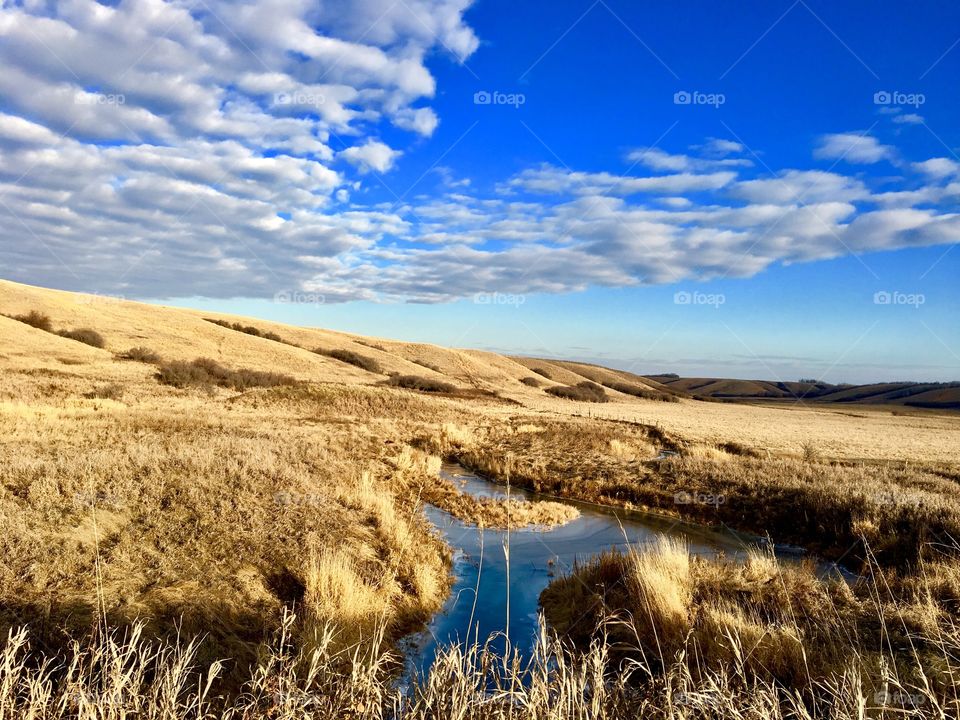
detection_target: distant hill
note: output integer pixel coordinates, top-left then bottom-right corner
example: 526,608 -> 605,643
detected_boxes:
1,277 -> 956,412
644,374 -> 960,410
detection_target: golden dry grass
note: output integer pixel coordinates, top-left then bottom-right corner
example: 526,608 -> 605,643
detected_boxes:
2,278 -> 960,717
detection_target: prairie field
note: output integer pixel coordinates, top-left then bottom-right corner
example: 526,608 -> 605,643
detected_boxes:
1,279 -> 959,718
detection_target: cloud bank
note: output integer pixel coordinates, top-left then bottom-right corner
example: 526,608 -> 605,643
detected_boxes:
1,1 -> 959,303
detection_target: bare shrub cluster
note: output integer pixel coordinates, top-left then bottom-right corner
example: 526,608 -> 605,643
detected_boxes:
385,375 -> 456,393
157,358 -> 297,390
545,381 -> 609,403
9,310 -> 53,331
6,310 -> 106,348
121,346 -> 162,363
315,348 -> 382,373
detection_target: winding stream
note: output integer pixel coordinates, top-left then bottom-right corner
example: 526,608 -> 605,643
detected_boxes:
402,462 -> 836,680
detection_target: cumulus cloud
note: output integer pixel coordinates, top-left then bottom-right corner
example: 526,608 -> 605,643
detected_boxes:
814,132 -> 895,164
340,140 -> 403,173
0,2 -> 958,305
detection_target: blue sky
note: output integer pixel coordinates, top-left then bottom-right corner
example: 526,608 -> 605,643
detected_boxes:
1,0 -> 958,382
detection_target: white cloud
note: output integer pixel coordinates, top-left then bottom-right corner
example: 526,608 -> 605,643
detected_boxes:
893,113 -> 924,125
340,140 -> 403,173
0,1 -> 957,305
814,132 -> 895,164
913,157 -> 960,179
627,146 -> 751,172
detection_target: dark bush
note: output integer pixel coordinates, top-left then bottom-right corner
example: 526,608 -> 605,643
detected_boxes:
531,367 -> 552,379
316,348 -> 381,373
122,346 -> 162,363
58,328 -> 106,348
385,374 -> 456,393
718,441 -> 761,458
520,376 -> 541,387
545,381 -> 609,403
10,310 -> 53,332
157,358 -> 297,390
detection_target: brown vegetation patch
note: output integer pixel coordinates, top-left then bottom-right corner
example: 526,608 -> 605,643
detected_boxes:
315,348 -> 382,373
157,358 -> 297,390
385,374 -> 456,393
545,380 -> 609,402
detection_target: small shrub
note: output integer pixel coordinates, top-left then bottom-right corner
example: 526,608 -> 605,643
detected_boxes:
84,383 -> 124,400
520,376 -> 541,387
546,381 -> 609,403
122,347 -> 162,363
10,310 -> 53,332
157,358 -> 296,390
385,375 -> 456,393
802,442 -> 820,463
58,328 -> 105,348
316,348 -> 381,373
531,367 -> 552,379
412,359 -> 442,373
718,441 -> 761,458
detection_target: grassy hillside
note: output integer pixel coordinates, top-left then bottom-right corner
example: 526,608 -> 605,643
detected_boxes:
650,373 -> 960,408
2,279 -> 960,717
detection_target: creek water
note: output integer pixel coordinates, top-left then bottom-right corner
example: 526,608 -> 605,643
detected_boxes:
401,462 -> 825,681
